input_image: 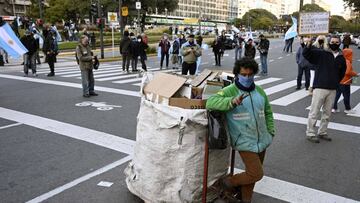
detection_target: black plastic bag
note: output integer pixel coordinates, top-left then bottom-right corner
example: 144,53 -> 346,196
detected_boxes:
208,111 -> 228,149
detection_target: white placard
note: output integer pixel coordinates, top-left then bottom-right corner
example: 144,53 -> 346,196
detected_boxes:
299,12 -> 329,35
136,2 -> 141,10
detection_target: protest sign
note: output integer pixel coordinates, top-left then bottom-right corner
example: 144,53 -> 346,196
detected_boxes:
299,12 -> 330,35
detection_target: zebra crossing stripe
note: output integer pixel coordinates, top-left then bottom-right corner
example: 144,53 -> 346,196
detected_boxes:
346,103 -> 360,117
306,86 -> 360,110
92,67 -> 153,79
61,67 -> 122,78
255,77 -> 281,86
264,80 -> 296,96
271,89 -> 309,106
112,70 -> 181,84
96,68 -> 175,81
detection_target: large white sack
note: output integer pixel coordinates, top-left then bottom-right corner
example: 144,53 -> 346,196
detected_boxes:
125,99 -> 230,203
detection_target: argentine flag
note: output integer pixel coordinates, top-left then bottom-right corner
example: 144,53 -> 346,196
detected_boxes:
0,22 -> 28,58
284,17 -> 298,40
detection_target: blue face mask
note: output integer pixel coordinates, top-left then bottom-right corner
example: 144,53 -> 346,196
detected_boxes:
238,74 -> 254,88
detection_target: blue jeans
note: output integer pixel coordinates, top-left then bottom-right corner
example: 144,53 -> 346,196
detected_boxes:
260,53 -> 268,74
235,47 -> 242,60
80,69 -> 95,95
333,84 -> 351,110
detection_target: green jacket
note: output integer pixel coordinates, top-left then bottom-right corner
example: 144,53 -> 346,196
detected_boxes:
76,44 -> 93,71
206,84 -> 275,153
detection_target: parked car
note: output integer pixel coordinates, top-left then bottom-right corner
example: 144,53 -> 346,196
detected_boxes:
223,33 -> 235,49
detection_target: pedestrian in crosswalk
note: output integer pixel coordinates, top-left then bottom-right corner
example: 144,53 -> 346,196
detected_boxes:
257,34 -> 270,76
244,38 -> 256,59
43,30 -> 58,77
180,34 -> 201,75
129,34 -> 140,72
332,48 -> 359,114
76,35 -> 98,98
20,30 -> 37,77
303,35 -> 346,143
309,35 -> 328,95
212,36 -> 224,66
171,35 -> 180,69
206,57 -> 275,203
120,31 -> 131,72
295,37 -> 312,90
159,33 -> 171,69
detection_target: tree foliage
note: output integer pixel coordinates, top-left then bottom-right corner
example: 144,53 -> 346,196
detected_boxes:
292,4 -> 326,20
343,0 -> 360,12
240,9 -> 277,30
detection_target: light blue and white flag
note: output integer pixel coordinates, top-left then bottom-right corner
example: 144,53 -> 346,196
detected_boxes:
284,17 -> 298,41
0,22 -> 28,58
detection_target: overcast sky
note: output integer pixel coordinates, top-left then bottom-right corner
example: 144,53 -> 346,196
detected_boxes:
328,0 -> 347,15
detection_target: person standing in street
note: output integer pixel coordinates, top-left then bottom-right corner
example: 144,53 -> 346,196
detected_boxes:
171,35 -> 180,69
120,31 -> 131,72
129,34 -> 141,72
285,37 -> 294,53
332,48 -> 359,114
20,30 -> 37,76
76,35 -> 98,98
206,57 -> 275,203
43,30 -> 58,76
32,29 -> 42,65
180,34 -> 201,75
303,35 -> 346,143
212,36 -> 223,66
257,34 -> 270,76
308,35 -> 328,95
295,38 -> 312,90
137,35 -> 148,71
342,34 -> 351,49
159,33 -> 171,69
179,34 -> 186,64
244,39 -> 256,59
234,33 -> 244,61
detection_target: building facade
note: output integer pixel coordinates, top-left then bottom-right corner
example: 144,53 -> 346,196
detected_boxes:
0,0 -> 31,16
170,0 -> 229,22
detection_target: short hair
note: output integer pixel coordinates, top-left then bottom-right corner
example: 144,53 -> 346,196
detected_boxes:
79,35 -> 88,42
330,34 -> 340,41
233,57 -> 259,75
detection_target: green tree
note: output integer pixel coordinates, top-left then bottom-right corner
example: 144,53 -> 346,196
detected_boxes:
343,0 -> 360,12
242,9 -> 277,30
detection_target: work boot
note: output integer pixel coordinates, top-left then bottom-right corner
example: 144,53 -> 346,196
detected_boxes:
209,176 -> 240,203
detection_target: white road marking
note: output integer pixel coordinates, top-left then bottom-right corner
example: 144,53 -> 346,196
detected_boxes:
26,156 -> 132,203
0,107 -> 136,154
61,67 -> 122,77
0,108 -> 353,203
306,86 -> 360,110
271,89 -> 309,106
112,70 -> 181,84
346,103 -> 360,117
357,59 -> 360,62
0,122 -> 22,130
264,80 -> 296,96
255,77 -> 282,86
255,56 -> 260,59
0,74 -> 140,97
278,57 -> 283,59
269,59 -> 274,62
223,54 -> 229,57
286,54 -> 291,57
97,181 -> 114,187
201,62 -> 209,65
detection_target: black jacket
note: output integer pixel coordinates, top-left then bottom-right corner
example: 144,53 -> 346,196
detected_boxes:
130,40 -> 148,58
244,44 -> 256,59
212,38 -> 224,53
43,35 -> 57,55
120,36 -> 131,55
303,46 -> 346,90
21,35 -> 37,55
257,39 -> 269,54
172,40 -> 180,54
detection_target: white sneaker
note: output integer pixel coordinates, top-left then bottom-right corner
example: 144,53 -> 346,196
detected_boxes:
331,109 -> 340,113
344,109 -> 357,114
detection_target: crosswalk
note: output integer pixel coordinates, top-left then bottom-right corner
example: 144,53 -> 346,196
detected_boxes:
24,63 -> 360,112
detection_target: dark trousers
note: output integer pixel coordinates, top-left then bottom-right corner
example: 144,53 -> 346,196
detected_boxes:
297,65 -> 310,89
131,56 -> 138,71
160,52 -> 169,68
140,56 -> 147,71
47,54 -> 56,73
122,54 -> 131,71
182,62 -> 196,75
333,84 -> 351,110
214,52 -> 221,66
343,44 -> 350,49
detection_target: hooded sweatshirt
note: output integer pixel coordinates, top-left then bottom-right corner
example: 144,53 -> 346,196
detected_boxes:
341,48 -> 358,85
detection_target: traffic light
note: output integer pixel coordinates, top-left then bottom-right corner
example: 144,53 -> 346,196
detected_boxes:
91,3 -> 98,17
96,18 -> 105,29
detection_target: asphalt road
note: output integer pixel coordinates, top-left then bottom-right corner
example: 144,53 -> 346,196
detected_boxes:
0,38 -> 360,203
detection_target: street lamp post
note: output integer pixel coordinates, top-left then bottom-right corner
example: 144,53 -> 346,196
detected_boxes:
97,0 -> 104,59
198,2 -> 202,36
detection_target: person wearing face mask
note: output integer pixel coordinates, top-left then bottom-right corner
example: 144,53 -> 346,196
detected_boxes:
180,34 -> 201,75
303,35 -> 346,143
158,33 -> 171,69
295,37 -> 313,90
244,38 -> 256,59
129,34 -> 142,72
206,57 -> 275,203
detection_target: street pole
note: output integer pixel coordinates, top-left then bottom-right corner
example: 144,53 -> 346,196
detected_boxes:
12,0 -> 16,16
137,8 -> 140,35
198,3 -> 202,36
98,0 -> 104,59
119,0 -> 123,36
299,0 -> 304,11
38,0 -> 43,19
